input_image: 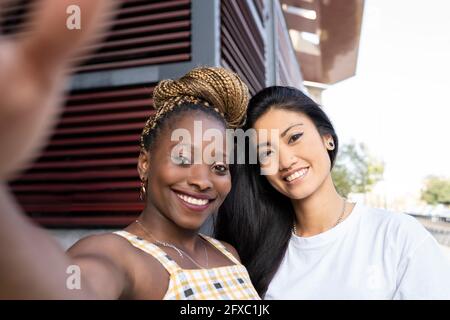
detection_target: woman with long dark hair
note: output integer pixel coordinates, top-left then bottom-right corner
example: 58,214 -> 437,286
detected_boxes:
216,86 -> 450,299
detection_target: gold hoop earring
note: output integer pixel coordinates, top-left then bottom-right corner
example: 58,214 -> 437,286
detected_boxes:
140,180 -> 147,201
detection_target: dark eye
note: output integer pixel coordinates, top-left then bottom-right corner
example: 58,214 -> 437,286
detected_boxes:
179,156 -> 191,165
172,154 -> 192,166
289,133 -> 303,144
213,163 -> 229,175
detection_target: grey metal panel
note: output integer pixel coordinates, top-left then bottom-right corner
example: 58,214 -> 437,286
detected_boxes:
265,0 -> 277,86
246,0 -> 266,39
159,0 -> 221,78
70,65 -> 160,91
69,0 -> 220,90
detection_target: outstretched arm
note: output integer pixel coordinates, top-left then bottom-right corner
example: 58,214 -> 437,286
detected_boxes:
0,0 -> 116,180
0,0 -> 130,299
0,183 -> 133,299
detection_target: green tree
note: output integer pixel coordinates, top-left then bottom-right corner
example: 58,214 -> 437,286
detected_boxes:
421,176 -> 450,206
332,142 -> 384,197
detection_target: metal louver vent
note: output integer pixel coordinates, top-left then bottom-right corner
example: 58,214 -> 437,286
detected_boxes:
9,84 -> 156,227
220,0 -> 266,95
0,0 -> 192,73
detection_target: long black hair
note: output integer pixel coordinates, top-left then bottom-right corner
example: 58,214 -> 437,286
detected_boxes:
215,86 -> 339,297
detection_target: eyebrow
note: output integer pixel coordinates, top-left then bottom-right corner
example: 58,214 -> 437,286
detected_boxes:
171,142 -> 228,158
170,142 -> 193,149
257,123 -> 304,148
281,123 -> 304,138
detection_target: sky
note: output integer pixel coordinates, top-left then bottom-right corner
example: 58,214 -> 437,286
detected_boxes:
322,0 -> 450,207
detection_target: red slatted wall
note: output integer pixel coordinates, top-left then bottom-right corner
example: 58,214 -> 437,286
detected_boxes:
221,0 -> 266,95
0,0 -> 192,72
2,0 -> 192,228
9,84 -> 156,227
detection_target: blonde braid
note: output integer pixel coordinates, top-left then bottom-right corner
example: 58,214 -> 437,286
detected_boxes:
140,67 -> 249,150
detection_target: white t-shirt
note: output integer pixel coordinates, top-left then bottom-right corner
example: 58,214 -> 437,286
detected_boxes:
265,202 -> 450,300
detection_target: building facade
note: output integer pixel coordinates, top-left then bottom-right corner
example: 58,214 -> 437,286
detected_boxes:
1,0 -> 363,244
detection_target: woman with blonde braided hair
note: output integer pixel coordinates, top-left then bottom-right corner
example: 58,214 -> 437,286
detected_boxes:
0,66 -> 260,300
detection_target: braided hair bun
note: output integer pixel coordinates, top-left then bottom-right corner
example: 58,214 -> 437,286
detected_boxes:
140,67 -> 249,150
142,67 -> 249,141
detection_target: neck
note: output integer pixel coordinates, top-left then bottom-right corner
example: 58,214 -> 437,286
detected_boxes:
131,202 -> 201,253
291,174 -> 345,237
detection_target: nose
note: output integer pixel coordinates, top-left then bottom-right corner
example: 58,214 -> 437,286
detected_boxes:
278,148 -> 298,172
186,164 -> 213,191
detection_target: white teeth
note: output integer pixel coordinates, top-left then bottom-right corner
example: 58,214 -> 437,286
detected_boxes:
285,168 -> 308,182
176,193 -> 209,206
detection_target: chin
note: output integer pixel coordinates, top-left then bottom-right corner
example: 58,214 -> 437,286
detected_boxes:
281,184 -> 316,200
289,191 -> 312,200
176,214 -> 210,231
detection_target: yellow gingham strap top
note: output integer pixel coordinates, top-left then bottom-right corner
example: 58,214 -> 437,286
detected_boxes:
114,230 -> 260,300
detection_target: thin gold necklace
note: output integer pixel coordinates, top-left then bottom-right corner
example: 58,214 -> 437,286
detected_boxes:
134,220 -> 209,269
293,199 -> 347,236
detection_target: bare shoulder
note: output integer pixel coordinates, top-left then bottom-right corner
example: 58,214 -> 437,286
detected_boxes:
218,240 -> 241,263
61,233 -> 137,299
67,232 -> 133,259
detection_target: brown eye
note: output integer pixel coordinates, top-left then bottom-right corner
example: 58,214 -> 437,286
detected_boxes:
179,156 -> 191,165
289,133 -> 303,144
172,153 -> 192,166
213,163 -> 228,175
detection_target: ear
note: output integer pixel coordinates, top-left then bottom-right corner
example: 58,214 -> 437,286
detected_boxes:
137,150 -> 150,181
321,134 -> 334,150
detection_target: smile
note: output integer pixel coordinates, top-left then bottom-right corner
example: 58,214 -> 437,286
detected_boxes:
175,193 -> 209,206
172,190 -> 215,212
284,167 -> 309,183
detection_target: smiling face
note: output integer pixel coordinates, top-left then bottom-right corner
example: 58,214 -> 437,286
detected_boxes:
138,111 -> 231,231
254,108 -> 334,200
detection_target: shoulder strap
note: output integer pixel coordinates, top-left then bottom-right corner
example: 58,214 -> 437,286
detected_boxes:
113,230 -> 180,275
200,234 -> 241,265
